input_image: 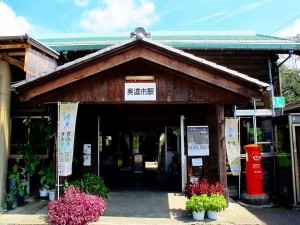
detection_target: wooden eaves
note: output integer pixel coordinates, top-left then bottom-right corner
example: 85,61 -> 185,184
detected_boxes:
12,35 -> 269,102
0,34 -> 59,70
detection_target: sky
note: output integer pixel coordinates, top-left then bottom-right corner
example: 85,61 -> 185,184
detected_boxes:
0,0 -> 300,38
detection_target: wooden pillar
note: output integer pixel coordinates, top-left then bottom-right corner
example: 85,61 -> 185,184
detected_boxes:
207,103 -> 228,201
0,61 -> 12,207
216,103 -> 228,199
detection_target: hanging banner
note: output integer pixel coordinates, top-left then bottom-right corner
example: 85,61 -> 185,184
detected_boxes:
225,118 -> 241,176
58,102 -> 79,176
187,126 -> 209,156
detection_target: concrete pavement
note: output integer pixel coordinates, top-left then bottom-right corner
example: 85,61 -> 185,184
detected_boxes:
1,190 -> 287,225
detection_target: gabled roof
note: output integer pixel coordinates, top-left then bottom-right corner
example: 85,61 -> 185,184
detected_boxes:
0,34 -> 59,72
0,33 -> 59,59
38,30 -> 300,54
12,29 -> 269,101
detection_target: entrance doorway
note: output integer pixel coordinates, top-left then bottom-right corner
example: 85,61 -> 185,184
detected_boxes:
99,125 -> 182,192
77,104 -> 207,192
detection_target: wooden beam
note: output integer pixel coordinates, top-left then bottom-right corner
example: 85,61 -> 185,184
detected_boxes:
0,44 -> 30,49
0,53 -> 24,70
8,52 -> 25,57
139,47 -> 262,99
19,47 -> 141,101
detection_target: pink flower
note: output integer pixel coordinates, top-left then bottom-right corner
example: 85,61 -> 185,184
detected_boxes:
48,185 -> 106,225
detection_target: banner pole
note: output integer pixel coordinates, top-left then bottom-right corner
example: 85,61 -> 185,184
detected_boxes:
57,101 -> 60,199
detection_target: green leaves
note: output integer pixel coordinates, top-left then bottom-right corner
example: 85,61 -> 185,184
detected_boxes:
8,163 -> 27,197
186,194 -> 210,212
38,160 -> 55,189
65,173 -> 109,198
207,194 -> 227,212
4,186 -> 16,203
281,66 -> 300,104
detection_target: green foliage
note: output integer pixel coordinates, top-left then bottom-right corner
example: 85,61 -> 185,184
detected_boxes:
64,173 -> 109,198
23,118 -> 54,151
207,194 -> 227,212
18,143 -> 41,177
186,194 -> 210,212
38,160 -> 55,189
4,187 -> 16,203
17,118 -> 54,177
280,66 -> 300,104
8,163 -> 27,197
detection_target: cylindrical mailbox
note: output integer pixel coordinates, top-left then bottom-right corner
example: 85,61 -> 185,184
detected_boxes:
244,144 -> 263,195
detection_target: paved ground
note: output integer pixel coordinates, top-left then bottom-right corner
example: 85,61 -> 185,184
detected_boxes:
1,190 -> 300,225
1,172 -> 299,225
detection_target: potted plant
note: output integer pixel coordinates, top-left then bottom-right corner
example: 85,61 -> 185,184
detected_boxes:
4,186 -> 16,210
186,194 -> 210,220
16,118 -> 54,195
38,160 -> 55,198
64,173 -> 109,198
48,185 -> 106,225
207,193 -> 227,219
8,164 -> 27,206
184,178 -> 225,199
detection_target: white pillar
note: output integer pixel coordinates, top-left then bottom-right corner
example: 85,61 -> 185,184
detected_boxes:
180,115 -> 187,192
0,61 -> 12,207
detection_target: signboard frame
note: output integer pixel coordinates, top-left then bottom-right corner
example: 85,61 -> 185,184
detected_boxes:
187,126 -> 209,156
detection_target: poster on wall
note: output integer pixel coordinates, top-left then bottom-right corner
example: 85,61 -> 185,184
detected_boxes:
225,118 -> 241,176
187,126 -> 209,156
192,158 -> 203,166
58,102 -> 79,176
83,144 -> 91,166
133,135 -> 139,154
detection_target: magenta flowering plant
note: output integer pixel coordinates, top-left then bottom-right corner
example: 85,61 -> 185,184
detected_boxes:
48,185 -> 106,225
184,178 -> 225,199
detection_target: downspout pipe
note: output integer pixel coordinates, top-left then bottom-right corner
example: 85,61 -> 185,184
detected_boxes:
278,50 -> 293,67
277,50 -> 293,115
268,58 -> 275,117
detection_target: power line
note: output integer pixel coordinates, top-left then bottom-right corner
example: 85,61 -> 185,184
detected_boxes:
269,14 -> 300,35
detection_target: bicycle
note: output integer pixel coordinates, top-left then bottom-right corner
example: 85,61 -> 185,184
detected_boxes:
168,152 -> 181,175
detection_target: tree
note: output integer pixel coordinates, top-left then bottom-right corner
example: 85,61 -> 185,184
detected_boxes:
280,65 -> 300,104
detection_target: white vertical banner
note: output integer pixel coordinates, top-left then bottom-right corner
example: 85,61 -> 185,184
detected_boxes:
225,118 -> 241,176
58,102 -> 79,176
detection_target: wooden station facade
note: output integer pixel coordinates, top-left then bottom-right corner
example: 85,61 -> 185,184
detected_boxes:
2,28 -> 300,204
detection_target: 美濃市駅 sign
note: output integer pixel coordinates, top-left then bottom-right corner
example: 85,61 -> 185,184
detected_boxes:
125,83 -> 156,101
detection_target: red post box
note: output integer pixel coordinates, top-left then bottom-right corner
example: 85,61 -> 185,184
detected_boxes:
244,144 -> 263,195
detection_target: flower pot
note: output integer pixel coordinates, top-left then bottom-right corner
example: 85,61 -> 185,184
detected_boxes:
49,189 -> 55,201
39,189 -> 49,197
17,195 -> 25,206
192,211 -> 205,220
6,202 -> 13,210
207,210 -> 219,220
9,178 -> 16,192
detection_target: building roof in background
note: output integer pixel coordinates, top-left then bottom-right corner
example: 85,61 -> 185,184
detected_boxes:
37,31 -> 300,54
0,34 -> 59,59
